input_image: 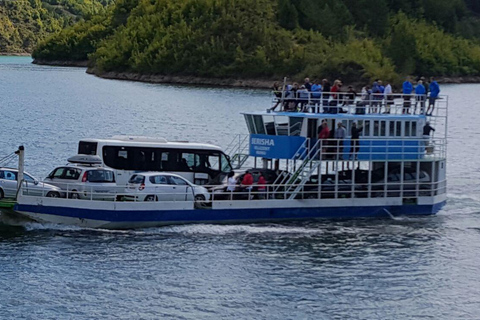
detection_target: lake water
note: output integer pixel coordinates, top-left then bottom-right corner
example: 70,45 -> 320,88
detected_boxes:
1,57 -> 479,319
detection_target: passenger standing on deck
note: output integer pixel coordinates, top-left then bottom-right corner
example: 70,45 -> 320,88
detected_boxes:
427,77 -> 440,116
304,77 -> 312,91
378,80 -> 385,113
350,122 -> 363,160
414,80 -> 426,114
270,82 -> 283,111
257,173 -> 267,199
322,79 -> 331,113
384,82 -> 393,114
423,121 -> 435,149
318,122 -> 330,158
371,81 -> 381,113
311,79 -> 322,111
343,86 -> 357,110
227,171 -> 237,199
335,123 -> 346,159
330,80 -> 342,113
402,77 -> 413,114
297,85 -> 309,112
241,170 -> 254,199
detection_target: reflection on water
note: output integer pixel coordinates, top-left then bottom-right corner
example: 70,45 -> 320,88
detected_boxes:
1,57 -> 480,319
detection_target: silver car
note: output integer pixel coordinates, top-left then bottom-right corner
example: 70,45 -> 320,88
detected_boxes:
125,172 -> 211,202
0,167 -> 64,199
44,165 -> 118,200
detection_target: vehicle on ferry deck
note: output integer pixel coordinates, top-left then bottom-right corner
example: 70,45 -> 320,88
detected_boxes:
124,172 -> 210,202
77,136 -> 233,187
44,165 -> 117,200
0,167 -> 63,199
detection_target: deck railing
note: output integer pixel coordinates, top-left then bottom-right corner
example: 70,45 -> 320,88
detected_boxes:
15,177 -> 447,205
271,92 -> 447,117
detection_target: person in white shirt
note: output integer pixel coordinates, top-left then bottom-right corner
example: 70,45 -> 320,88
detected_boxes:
384,82 -> 393,114
226,171 -> 237,199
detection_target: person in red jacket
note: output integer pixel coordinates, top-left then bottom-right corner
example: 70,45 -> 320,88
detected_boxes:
241,170 -> 254,199
318,122 -> 330,159
257,173 -> 267,200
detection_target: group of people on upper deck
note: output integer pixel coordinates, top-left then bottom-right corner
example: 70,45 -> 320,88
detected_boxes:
271,76 -> 441,116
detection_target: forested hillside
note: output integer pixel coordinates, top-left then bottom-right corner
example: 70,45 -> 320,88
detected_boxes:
0,0 -> 111,53
32,0 -> 480,83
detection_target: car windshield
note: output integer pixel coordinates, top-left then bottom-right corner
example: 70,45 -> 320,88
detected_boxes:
128,175 -> 145,184
87,170 -> 115,183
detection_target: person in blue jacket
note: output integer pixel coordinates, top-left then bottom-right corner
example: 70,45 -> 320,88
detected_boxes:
427,77 -> 440,116
414,80 -> 426,114
402,77 -> 413,114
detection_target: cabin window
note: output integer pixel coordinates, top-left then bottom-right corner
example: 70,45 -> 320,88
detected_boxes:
274,116 -> 289,136
253,115 -> 266,134
364,121 -> 371,137
289,117 -> 303,136
380,121 -> 386,136
395,121 -> 401,136
245,115 -> 256,134
373,121 -> 379,137
388,121 -> 395,137
411,122 -> 417,137
405,121 -> 411,137
263,116 -> 275,135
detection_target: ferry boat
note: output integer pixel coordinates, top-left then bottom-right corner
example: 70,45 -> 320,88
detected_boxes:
9,91 -> 447,229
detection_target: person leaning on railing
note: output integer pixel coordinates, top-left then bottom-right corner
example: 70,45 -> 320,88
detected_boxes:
402,77 -> 413,114
426,77 -> 440,116
414,80 -> 426,114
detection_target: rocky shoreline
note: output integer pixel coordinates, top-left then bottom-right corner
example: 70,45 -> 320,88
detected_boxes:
32,58 -> 480,89
1,52 -> 31,56
33,59 -> 88,67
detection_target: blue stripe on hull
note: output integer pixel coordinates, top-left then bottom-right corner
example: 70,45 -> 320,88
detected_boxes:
14,201 -> 446,227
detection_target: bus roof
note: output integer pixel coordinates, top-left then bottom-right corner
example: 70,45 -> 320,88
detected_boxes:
80,137 -> 224,151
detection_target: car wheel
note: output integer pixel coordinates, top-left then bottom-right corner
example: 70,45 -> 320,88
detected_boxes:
46,191 -> 60,198
195,195 -> 206,202
69,191 -> 80,199
145,195 -> 157,202
0,189 -> 4,200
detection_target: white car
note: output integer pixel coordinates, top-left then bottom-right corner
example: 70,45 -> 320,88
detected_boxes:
44,165 -> 118,200
125,172 -> 211,202
0,167 -> 64,199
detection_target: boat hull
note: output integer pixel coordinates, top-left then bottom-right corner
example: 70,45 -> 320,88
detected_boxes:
13,195 -> 447,229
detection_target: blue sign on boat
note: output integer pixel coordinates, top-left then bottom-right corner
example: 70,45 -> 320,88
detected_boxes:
249,134 -> 306,159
